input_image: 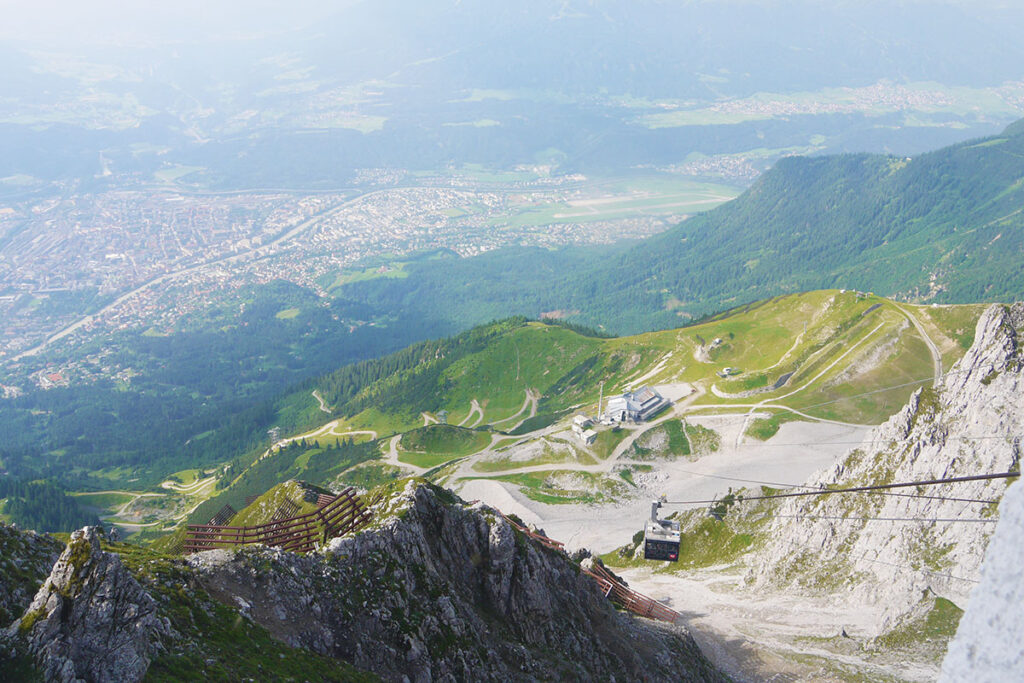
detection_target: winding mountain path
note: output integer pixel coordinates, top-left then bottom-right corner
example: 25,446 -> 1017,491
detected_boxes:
382,434 -> 430,475
491,389 -> 536,427
458,399 -> 485,427
734,321 -> 884,447
506,390 -> 539,432
312,390 -> 331,414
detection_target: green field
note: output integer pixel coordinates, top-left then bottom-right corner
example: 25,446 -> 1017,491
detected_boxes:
745,412 -> 803,441
591,427 -> 629,460
324,264 -> 410,293
71,492 -> 135,511
397,425 -> 490,468
165,469 -> 203,486
485,178 -> 739,229
400,425 -> 490,456
154,165 -> 204,183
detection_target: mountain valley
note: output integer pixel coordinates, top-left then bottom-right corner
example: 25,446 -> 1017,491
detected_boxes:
3,6 -> 1024,676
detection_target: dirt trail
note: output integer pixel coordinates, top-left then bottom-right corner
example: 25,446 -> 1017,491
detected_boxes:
256,423 -> 378,462
160,476 -> 215,494
458,399 -> 485,427
895,304 -> 943,387
625,352 -> 673,390
734,322 -> 884,448
312,390 -> 331,414
383,434 -> 430,475
505,390 -> 539,432
491,390 -> 534,426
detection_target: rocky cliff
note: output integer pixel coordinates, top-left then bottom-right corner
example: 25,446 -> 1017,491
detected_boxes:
939,475 -> 1024,682
7,527 -> 173,682
750,303 -> 1023,633
0,522 -> 62,627
189,481 -> 725,682
3,482 -> 725,682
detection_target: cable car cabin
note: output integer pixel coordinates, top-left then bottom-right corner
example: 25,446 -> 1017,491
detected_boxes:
643,518 -> 680,562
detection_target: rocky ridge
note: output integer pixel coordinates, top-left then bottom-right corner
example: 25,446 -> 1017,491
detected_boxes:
749,303 -> 1023,633
7,526 -> 173,682
3,481 -> 725,682
0,522 -> 62,627
189,480 -> 725,682
939,472 -> 1024,681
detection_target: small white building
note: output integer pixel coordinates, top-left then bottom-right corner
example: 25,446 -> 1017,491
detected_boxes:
572,415 -> 596,444
572,415 -> 593,433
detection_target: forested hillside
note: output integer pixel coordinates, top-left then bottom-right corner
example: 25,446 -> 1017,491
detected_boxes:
4,121 -> 1021,505
0,280 -> 450,489
340,119 -> 1024,333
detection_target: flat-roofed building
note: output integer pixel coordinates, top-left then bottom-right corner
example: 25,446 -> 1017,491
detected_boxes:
602,386 -> 669,423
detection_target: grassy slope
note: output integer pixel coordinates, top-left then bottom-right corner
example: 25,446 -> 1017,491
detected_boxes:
135,291 -> 984,534
328,291 -> 986,443
397,425 -> 491,468
229,480 -> 329,528
292,291 -> 983,454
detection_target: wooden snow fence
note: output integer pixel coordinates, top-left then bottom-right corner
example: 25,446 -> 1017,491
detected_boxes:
497,511 -> 678,624
580,561 -> 679,623
183,487 -> 371,554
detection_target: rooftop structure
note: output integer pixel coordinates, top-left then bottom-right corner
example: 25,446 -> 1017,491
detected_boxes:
602,386 -> 669,423
572,414 -> 593,429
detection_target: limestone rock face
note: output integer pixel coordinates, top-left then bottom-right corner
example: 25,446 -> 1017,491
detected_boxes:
0,523 -> 62,627
190,482 -> 726,682
750,303 -> 1023,632
939,476 -> 1024,682
8,527 -> 171,683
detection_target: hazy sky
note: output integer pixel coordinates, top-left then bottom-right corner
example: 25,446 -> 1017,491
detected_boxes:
0,0 -> 348,45
0,1 -> 1014,47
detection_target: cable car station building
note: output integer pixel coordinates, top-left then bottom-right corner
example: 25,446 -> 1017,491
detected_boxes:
602,386 -> 669,424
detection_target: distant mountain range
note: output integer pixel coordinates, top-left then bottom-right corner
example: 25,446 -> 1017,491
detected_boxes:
4,1 -> 1024,191
340,118 -> 1024,333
